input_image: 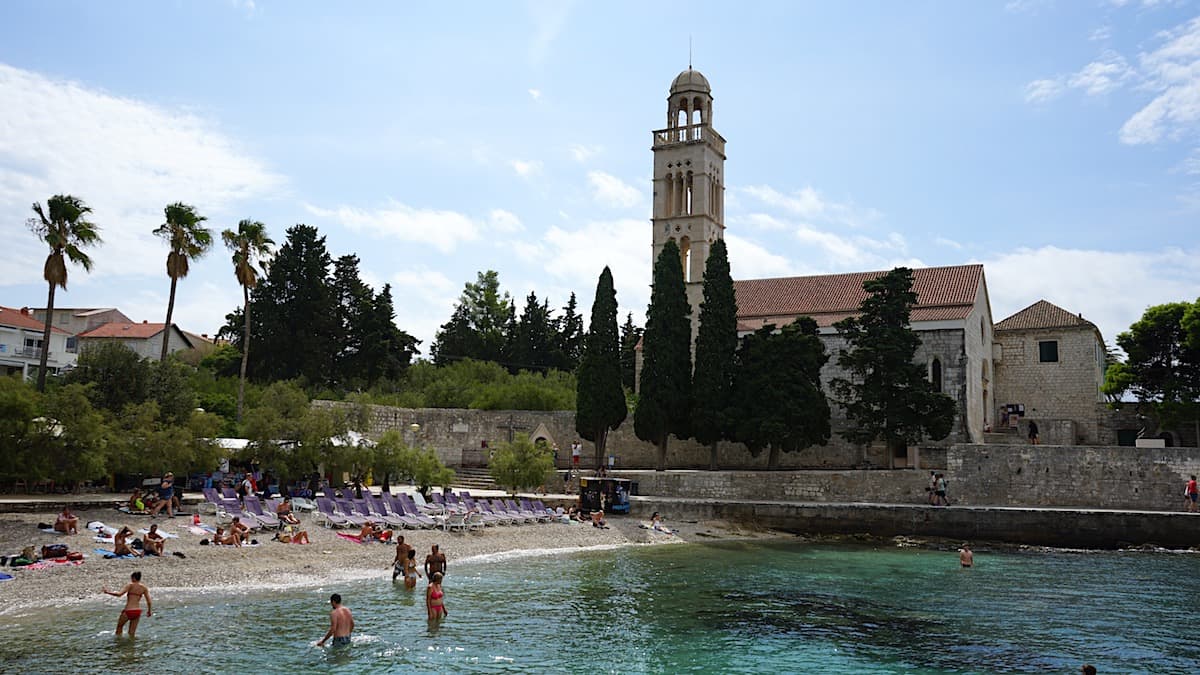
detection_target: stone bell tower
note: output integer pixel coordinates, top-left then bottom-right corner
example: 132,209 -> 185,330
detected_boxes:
651,67 -> 726,339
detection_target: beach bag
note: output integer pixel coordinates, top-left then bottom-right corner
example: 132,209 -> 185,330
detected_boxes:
42,543 -> 68,559
66,551 -> 83,561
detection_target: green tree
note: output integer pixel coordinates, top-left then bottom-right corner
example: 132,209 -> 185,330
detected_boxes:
0,376 -> 40,484
555,292 -> 585,371
831,268 -> 956,463
730,320 -> 831,468
154,202 -> 213,362
432,271 -> 513,365
369,429 -> 417,493
65,342 -> 150,414
331,254 -> 375,385
619,312 -> 643,391
361,284 -> 420,384
27,195 -> 102,391
221,219 -> 273,422
412,448 -> 456,498
488,433 -> 554,495
634,240 -> 693,471
39,384 -> 110,488
576,267 -> 627,467
249,224 -> 338,385
509,291 -> 556,372
690,239 -> 739,470
1111,301 -> 1200,431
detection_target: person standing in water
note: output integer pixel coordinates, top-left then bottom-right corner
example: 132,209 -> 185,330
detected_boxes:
425,544 -> 447,579
391,535 -> 412,581
103,571 -> 152,638
959,544 -> 974,568
317,593 -> 354,647
426,572 -> 448,620
403,550 -> 421,590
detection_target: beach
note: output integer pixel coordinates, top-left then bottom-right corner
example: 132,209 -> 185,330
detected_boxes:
0,501 -> 772,616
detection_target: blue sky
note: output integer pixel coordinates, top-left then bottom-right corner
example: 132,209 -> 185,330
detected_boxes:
1,0 -> 1198,351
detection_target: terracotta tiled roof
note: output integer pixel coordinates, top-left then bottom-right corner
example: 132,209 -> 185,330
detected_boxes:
733,264 -> 983,326
995,300 -> 1095,332
0,306 -> 69,334
79,321 -> 168,339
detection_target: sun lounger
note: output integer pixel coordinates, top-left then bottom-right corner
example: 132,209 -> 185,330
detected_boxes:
506,498 -> 545,522
333,499 -> 369,526
431,492 -> 465,514
355,497 -> 407,529
242,495 -> 281,529
389,494 -> 440,528
368,495 -> 425,529
409,491 -> 441,514
490,499 -> 533,523
459,497 -> 503,526
315,497 -> 352,528
220,487 -> 239,501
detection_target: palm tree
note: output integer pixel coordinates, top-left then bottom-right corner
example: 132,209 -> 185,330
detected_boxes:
26,195 -> 102,392
154,202 -> 213,362
222,219 -> 273,422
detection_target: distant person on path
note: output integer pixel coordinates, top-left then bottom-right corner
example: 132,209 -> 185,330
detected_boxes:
425,544 -> 447,579
426,572 -> 448,620
934,474 -> 948,506
571,440 -> 582,468
1186,475 -> 1198,513
958,543 -> 973,567
317,593 -> 354,647
149,472 -> 176,518
926,471 -> 938,505
103,571 -> 152,638
54,505 -> 79,534
1028,420 -> 1040,445
237,473 -> 253,502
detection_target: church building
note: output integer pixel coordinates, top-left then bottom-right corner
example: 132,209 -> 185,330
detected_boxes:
647,67 -> 1012,462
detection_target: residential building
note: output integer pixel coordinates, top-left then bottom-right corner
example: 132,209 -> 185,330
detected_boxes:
0,305 -> 76,379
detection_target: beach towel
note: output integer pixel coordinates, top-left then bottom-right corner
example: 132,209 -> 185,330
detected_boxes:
138,528 -> 179,539
39,527 -> 64,535
86,522 -> 119,537
94,536 -> 115,544
336,533 -> 386,544
188,524 -> 217,535
93,548 -> 137,560
0,573 -> 12,581
22,559 -> 85,570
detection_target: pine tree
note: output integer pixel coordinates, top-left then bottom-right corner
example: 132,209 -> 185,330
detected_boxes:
555,292 -> 585,372
634,239 -> 692,471
576,267 -> 627,466
619,313 -> 643,390
690,239 -> 738,470
830,267 -> 956,464
361,284 -> 420,383
431,270 -> 513,365
331,254 -> 374,384
729,319 -> 831,468
510,292 -> 556,372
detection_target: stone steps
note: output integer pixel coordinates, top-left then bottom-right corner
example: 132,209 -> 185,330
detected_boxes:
983,431 -> 1027,445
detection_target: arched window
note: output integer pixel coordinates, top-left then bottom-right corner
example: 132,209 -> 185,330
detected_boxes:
930,358 -> 942,393
679,236 -> 692,282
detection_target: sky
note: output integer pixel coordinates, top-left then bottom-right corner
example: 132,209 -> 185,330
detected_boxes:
1,0 -> 1198,353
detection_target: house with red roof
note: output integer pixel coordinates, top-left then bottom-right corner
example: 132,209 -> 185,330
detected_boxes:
77,320 -> 194,361
0,305 -> 77,380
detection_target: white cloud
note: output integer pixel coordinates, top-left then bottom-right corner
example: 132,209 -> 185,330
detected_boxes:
528,88 -> 542,100
1120,17 -> 1200,144
724,234 -> 796,280
511,217 -> 649,323
509,159 -> 543,177
1004,0 -> 1052,13
740,184 -> 882,229
587,171 -> 643,208
304,201 -> 519,253
1067,52 -> 1134,96
385,266 -> 460,349
1090,26 -> 1113,42
1024,78 -> 1065,104
526,0 -> 572,65
0,63 -> 284,287
568,144 -> 602,162
981,245 -> 1200,343
935,236 -> 964,250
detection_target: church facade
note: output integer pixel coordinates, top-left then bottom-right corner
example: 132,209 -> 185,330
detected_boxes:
644,68 -> 1118,463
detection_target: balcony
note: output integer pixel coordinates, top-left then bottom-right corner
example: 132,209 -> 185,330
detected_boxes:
652,124 -> 726,154
15,346 -> 40,358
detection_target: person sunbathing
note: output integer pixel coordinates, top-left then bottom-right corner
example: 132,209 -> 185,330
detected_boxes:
113,526 -> 143,557
650,512 -> 676,534
590,510 -> 608,529
54,505 -> 79,534
359,521 -> 387,542
230,516 -> 251,544
143,524 -> 165,556
275,497 -> 301,525
127,489 -> 146,513
275,526 -> 310,544
212,527 -> 241,547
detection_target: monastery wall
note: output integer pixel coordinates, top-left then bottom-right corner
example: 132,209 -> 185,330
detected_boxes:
993,325 -> 1105,443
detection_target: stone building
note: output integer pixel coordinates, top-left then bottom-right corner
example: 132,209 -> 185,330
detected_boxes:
993,300 -> 1106,445
648,68 -> 995,462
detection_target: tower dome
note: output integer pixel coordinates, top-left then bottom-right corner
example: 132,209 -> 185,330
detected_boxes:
670,68 -> 711,94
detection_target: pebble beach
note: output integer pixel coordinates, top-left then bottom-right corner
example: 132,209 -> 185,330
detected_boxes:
0,500 -> 773,617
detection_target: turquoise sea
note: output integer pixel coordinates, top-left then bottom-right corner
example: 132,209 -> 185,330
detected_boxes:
1,539 -> 1197,673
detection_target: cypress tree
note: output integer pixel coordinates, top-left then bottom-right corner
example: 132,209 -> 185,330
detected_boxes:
690,239 -> 738,470
634,239 -> 692,471
575,267 -> 627,467
830,267 -> 956,465
619,313 -> 643,390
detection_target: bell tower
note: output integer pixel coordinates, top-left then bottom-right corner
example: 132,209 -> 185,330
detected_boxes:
651,67 -> 726,334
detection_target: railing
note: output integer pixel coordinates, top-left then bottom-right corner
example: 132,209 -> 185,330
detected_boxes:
652,124 -> 726,153
15,347 -> 40,358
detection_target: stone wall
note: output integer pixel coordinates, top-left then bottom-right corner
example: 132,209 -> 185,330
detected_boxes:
618,443 -> 1200,511
993,324 -> 1104,444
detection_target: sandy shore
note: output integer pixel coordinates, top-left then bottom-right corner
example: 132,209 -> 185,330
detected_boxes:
0,503 -> 777,617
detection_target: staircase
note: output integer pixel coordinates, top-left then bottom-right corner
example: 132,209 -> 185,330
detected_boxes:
984,427 -> 1026,445
452,467 -> 499,491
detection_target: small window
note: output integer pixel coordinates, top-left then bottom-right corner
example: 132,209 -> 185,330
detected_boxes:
1038,340 -> 1058,363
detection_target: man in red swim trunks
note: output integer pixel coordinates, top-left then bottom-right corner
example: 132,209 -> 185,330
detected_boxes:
103,571 -> 152,638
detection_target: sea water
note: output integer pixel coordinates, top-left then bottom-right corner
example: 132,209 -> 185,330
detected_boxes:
1,539 -> 1197,674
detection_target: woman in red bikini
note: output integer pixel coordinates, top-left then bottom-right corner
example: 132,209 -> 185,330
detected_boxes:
426,572 -> 448,620
103,571 -> 152,638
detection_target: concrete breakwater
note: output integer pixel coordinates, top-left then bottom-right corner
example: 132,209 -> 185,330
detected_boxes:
630,497 -> 1200,549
